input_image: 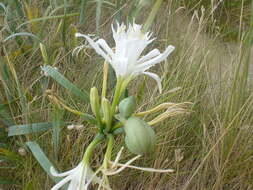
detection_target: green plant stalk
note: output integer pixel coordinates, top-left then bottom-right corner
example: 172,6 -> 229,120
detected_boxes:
112,121 -> 123,131
143,0 -> 164,32
102,135 -> 114,189
103,134 -> 114,170
102,62 -> 109,100
18,12 -> 80,29
79,0 -> 88,25
109,77 -> 132,131
96,0 -> 103,34
82,134 -> 105,164
240,0 -> 253,98
111,77 -> 124,117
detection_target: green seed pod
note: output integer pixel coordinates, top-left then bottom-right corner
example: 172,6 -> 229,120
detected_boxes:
119,96 -> 136,119
124,117 -> 155,155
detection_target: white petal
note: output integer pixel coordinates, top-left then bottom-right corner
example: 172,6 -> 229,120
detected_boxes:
84,167 -> 101,189
68,177 -> 80,190
79,164 -> 88,188
112,162 -> 174,173
105,155 -> 141,175
51,175 -> 72,190
111,56 -> 129,77
112,147 -> 124,168
136,45 -> 175,72
125,39 -> 148,66
75,33 -> 112,63
143,72 -> 162,93
50,166 -> 77,177
111,23 -> 116,35
96,39 -> 114,57
137,49 -> 161,64
72,45 -> 86,57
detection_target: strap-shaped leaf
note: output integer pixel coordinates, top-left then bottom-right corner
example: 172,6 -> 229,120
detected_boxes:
41,66 -> 89,103
52,106 -> 64,158
26,141 -> 67,189
3,32 -> 42,42
8,122 -> 52,136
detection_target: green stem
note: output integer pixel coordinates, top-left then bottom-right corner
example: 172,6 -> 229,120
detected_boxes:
102,62 -> 109,100
103,134 -> 114,169
112,122 -> 123,131
108,76 -> 131,132
111,76 -> 132,115
111,77 -> 124,116
143,0 -> 164,32
82,134 -> 104,164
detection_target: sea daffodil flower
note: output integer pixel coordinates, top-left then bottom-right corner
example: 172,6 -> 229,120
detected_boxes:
50,162 -> 110,190
75,22 -> 175,93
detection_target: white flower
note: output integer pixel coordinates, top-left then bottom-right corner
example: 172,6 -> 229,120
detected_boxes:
50,162 -> 110,190
75,22 -> 175,93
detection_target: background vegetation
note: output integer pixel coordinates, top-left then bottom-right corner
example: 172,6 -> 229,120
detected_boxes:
0,0 -> 253,189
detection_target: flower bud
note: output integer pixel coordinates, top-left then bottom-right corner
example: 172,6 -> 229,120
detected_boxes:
90,87 -> 101,121
124,117 -> 155,155
101,97 -> 112,127
119,96 -> 136,119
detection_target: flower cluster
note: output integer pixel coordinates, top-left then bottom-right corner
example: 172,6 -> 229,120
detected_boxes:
49,21 -> 182,190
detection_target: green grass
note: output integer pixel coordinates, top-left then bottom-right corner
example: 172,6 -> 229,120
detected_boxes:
0,0 -> 253,189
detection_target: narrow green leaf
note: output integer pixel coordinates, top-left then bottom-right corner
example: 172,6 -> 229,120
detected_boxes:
143,0 -> 164,32
10,0 -> 23,18
3,32 -> 42,43
79,0 -> 88,24
80,113 -> 97,125
115,0 -> 124,22
0,3 -> 7,13
41,66 -> 90,103
26,141 -> 66,188
8,122 -> 52,136
52,106 -> 64,159
96,0 -> 103,33
18,12 -> 80,29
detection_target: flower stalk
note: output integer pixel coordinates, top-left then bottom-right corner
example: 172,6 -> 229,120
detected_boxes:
111,77 -> 124,116
103,134 -> 114,169
82,134 -> 105,164
102,61 -> 109,100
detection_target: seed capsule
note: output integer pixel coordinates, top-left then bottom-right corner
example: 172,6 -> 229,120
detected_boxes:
124,117 -> 155,155
119,96 -> 136,119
